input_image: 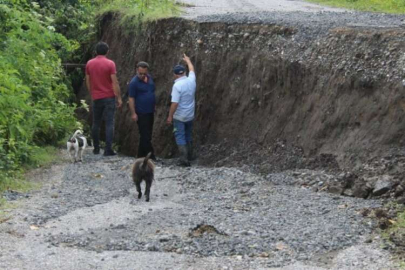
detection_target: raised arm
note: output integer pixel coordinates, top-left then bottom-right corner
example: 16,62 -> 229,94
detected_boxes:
183,54 -> 194,73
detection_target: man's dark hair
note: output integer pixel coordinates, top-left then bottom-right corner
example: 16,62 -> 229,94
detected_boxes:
136,61 -> 149,69
95,42 -> 109,55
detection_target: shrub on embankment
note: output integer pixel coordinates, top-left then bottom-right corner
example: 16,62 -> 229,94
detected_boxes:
0,1 -> 80,191
308,0 -> 405,14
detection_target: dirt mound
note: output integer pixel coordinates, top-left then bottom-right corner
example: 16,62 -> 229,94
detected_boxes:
189,224 -> 227,237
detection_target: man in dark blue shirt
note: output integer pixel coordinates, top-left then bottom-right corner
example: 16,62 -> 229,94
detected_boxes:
128,61 -> 156,160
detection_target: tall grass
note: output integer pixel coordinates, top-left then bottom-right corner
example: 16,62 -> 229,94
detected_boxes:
0,146 -> 60,195
307,0 -> 405,13
96,0 -> 180,27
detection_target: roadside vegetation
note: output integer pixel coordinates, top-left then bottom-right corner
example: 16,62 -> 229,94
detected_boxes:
99,0 -> 180,26
0,0 -> 179,199
378,203 -> 405,266
389,211 -> 405,265
307,0 -> 405,13
389,219 -> 405,267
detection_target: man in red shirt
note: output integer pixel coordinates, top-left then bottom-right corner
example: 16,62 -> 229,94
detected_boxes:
86,42 -> 122,156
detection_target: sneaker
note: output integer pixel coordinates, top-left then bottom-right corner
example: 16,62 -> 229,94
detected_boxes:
103,150 -> 117,156
93,148 -> 100,155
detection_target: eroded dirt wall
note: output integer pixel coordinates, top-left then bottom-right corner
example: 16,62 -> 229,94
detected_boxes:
83,15 -> 405,169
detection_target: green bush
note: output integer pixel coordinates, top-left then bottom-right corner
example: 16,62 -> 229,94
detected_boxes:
0,1 -> 78,191
0,0 -> 180,193
96,0 -> 180,27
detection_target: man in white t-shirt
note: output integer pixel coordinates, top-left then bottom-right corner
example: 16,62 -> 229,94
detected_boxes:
167,54 -> 196,167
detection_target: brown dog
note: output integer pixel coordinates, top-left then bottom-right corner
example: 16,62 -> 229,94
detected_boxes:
132,152 -> 155,202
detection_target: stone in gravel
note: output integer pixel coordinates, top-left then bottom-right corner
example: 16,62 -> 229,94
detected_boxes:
351,180 -> 373,199
146,244 -> 158,251
364,237 -> 373,243
328,184 -> 343,195
159,235 -> 171,242
394,185 -> 405,197
397,197 -> 405,205
372,175 -> 394,196
259,252 -> 270,258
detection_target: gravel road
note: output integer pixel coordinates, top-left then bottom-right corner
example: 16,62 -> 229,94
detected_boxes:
181,0 -> 404,39
181,0 -> 346,18
0,151 -> 397,269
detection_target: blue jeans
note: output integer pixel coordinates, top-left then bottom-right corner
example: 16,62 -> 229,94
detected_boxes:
173,119 -> 193,146
92,98 -> 116,151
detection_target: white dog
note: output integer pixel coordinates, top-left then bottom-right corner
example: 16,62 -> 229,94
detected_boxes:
67,130 -> 88,163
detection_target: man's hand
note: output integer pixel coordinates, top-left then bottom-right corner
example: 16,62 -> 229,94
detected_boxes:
167,103 -> 178,125
183,54 -> 191,63
131,113 -> 138,122
116,98 -> 123,108
166,116 -> 173,125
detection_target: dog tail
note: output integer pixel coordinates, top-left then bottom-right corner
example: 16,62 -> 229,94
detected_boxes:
142,152 -> 152,169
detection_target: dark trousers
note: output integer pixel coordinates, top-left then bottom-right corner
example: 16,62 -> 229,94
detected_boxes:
137,113 -> 155,159
92,98 -> 115,151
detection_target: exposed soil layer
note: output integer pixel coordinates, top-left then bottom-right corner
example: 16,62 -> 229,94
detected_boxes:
77,13 -> 405,200
95,16 -> 405,157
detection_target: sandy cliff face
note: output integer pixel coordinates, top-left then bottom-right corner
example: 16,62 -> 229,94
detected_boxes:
80,14 -> 405,171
